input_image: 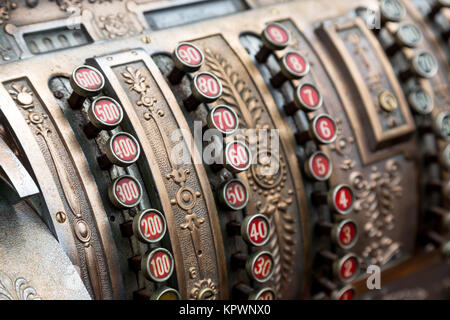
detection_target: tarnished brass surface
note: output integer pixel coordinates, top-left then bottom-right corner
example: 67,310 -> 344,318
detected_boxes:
0,0 -> 448,300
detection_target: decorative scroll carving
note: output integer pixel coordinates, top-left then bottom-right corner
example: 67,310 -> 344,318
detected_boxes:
122,65 -> 215,297
0,271 -> 41,300
204,48 -> 296,297
6,81 -> 104,299
350,160 -> 403,265
190,279 -> 217,300
97,13 -> 135,39
122,66 -> 205,256
330,118 -> 356,171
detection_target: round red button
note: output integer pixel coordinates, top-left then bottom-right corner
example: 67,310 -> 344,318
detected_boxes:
334,253 -> 359,283
295,83 -> 323,112
312,114 -> 337,144
332,219 -> 358,250
133,209 -> 167,244
332,285 -> 355,300
283,51 -> 309,78
249,287 -> 276,300
109,132 -> 140,166
305,151 -> 332,181
220,179 -> 249,210
242,214 -> 271,247
108,175 -> 142,209
329,184 -> 354,214
247,251 -> 274,283
72,65 -> 104,92
89,96 -> 123,129
142,248 -> 174,282
175,42 -> 204,69
224,141 -> 252,173
264,23 -> 290,48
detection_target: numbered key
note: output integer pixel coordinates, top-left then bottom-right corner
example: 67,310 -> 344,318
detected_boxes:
408,88 -> 434,115
400,50 -> 438,80
434,111 -> 450,140
296,114 -> 337,145
133,209 -> 167,244
233,283 -> 276,300
380,0 -> 406,24
316,219 -> 358,250
168,42 -> 204,84
108,175 -> 142,209
218,178 -> 249,210
315,277 -> 356,300
141,248 -> 174,282
249,287 -> 276,300
270,51 -> 310,88
68,65 -> 105,109
206,105 -> 239,135
84,96 -> 124,138
312,184 -> 354,214
241,214 -> 271,247
318,250 -> 360,283
98,132 -> 141,169
441,145 -> 450,171
246,251 -> 274,282
256,22 -> 290,63
184,72 -> 222,111
333,253 -> 360,283
222,141 -> 252,173
284,83 -> 323,115
331,285 -> 355,300
333,219 -> 358,250
329,184 -> 354,214
304,151 -> 333,181
386,23 -> 422,55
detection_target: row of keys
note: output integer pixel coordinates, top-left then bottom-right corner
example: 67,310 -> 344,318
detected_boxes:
68,63 -> 179,298
167,41 -> 276,299
376,0 -> 439,80
167,42 -> 254,175
68,65 -> 143,169
377,1 -> 450,260
253,22 -> 360,299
